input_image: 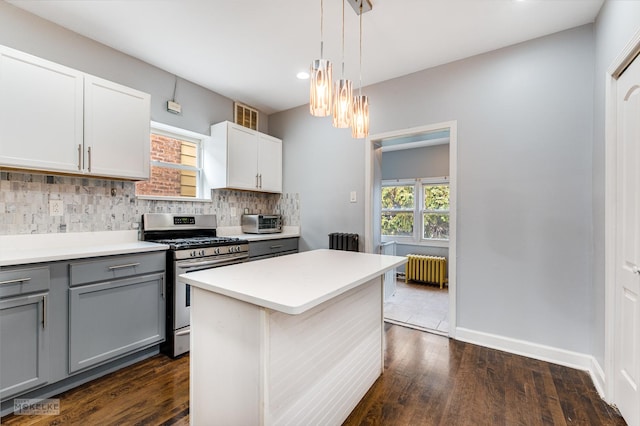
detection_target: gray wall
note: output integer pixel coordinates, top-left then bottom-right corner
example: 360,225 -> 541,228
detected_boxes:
592,1 -> 640,369
0,1 -> 268,135
271,25 -> 595,354
381,144 -> 449,180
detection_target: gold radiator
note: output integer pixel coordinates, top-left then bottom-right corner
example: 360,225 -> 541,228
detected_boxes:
405,255 -> 448,289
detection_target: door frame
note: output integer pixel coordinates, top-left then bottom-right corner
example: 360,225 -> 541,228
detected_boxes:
604,29 -> 640,403
364,120 -> 458,338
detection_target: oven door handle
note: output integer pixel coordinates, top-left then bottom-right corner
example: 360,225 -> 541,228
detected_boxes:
179,256 -> 248,271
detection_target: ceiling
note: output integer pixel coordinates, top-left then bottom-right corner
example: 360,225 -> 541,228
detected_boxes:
9,0 -> 604,115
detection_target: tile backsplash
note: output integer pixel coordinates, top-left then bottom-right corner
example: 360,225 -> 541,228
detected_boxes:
0,171 -> 300,235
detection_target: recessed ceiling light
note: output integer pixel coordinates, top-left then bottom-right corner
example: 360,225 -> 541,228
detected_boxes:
296,71 -> 310,80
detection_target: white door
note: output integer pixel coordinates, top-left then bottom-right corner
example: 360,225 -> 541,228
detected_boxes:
614,53 -> 640,426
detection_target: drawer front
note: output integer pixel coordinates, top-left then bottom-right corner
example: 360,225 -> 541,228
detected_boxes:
0,266 -> 50,299
69,252 -> 166,287
249,238 -> 299,258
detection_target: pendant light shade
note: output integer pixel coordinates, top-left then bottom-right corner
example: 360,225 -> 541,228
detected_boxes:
351,94 -> 369,138
332,0 -> 353,128
351,0 -> 369,138
310,59 -> 333,116
333,79 -> 353,128
310,0 -> 332,117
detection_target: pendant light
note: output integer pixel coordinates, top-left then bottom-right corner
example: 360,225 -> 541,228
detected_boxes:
352,0 -> 369,138
332,0 -> 353,128
310,0 -> 333,117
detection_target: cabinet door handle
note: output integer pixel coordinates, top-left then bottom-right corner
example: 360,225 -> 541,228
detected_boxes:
161,276 -> 165,299
87,146 -> 92,172
42,294 -> 47,329
256,173 -> 259,188
0,277 -> 31,286
107,262 -> 141,270
77,144 -> 82,170
259,174 -> 262,188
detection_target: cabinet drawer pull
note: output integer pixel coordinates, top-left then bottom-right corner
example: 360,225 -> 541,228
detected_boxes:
107,263 -> 141,270
42,294 -> 47,329
77,144 -> 82,170
87,146 -> 92,172
0,277 -> 31,286
270,245 -> 284,249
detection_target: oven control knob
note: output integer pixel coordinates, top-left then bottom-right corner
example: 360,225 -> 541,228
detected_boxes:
214,247 -> 220,255
190,250 -> 196,257
199,249 -> 205,257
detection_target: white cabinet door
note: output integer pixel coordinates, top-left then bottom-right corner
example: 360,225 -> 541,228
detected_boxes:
257,133 -> 282,193
0,46 -> 83,173
227,123 -> 259,190
209,121 -> 283,193
84,76 -> 150,180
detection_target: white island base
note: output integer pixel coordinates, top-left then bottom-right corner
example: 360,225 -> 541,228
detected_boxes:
184,249 -> 407,426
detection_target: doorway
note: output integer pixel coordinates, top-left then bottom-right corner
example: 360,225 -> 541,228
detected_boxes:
364,121 -> 457,337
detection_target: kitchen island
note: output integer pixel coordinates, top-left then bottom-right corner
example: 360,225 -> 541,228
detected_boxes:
181,249 -> 406,426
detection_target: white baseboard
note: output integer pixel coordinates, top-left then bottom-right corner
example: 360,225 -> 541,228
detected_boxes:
455,327 -> 606,399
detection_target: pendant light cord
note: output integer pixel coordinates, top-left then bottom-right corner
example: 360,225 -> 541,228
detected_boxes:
320,0 -> 324,59
341,0 -> 345,77
359,1 -> 363,97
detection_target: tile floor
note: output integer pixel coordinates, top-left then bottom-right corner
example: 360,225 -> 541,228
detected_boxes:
383,278 -> 449,334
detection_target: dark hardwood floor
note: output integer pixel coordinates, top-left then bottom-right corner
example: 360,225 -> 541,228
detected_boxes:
2,324 -> 625,426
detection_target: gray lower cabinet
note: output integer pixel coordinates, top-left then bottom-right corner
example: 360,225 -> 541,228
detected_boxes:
248,237 -> 299,261
68,253 -> 165,374
0,267 -> 50,400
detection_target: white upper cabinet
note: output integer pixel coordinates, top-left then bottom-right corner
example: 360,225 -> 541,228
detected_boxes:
257,133 -> 282,193
0,46 -> 84,173
0,45 -> 150,180
209,121 -> 282,193
84,76 -> 150,179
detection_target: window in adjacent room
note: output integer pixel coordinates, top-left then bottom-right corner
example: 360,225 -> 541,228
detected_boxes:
381,178 -> 449,246
135,122 -> 210,201
422,183 -> 450,240
381,182 -> 415,237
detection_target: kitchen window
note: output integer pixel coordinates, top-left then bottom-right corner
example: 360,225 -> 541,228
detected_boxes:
135,122 -> 211,201
381,178 -> 449,246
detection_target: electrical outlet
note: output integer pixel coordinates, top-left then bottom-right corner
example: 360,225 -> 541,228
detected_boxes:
230,207 -> 237,217
50,199 -> 64,216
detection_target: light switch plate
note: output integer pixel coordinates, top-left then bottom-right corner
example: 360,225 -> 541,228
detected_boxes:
350,191 -> 357,203
50,199 -> 64,216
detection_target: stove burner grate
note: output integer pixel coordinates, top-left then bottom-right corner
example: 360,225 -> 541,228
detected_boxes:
150,236 -> 244,250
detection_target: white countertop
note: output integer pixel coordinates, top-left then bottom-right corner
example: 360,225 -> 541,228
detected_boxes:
181,249 -> 406,315
216,225 -> 300,241
0,230 -> 168,266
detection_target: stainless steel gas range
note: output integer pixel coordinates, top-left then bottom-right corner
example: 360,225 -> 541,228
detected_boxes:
142,213 -> 249,357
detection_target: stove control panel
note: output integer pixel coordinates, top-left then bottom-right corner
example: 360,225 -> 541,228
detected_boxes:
175,243 -> 249,260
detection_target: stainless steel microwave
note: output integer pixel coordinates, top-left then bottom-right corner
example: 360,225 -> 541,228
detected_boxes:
241,214 -> 282,234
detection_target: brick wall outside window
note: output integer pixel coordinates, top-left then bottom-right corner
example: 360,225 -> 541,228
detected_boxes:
136,134 -> 196,197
